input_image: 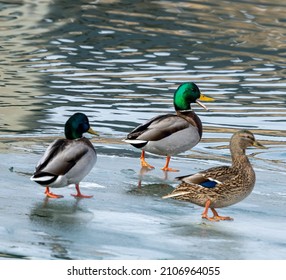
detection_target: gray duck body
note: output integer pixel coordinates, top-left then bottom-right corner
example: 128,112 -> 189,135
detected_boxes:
125,110 -> 202,156
123,82 -> 214,171
30,112 -> 98,198
32,137 -> 97,189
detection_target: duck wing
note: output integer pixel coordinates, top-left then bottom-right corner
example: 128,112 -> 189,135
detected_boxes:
163,166 -> 235,199
175,165 -> 236,188
124,114 -> 191,147
32,139 -> 91,184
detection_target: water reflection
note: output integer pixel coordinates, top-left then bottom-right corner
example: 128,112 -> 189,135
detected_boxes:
168,220 -> 246,259
128,182 -> 174,196
1,0 -> 285,142
29,199 -> 93,230
29,199 -> 94,259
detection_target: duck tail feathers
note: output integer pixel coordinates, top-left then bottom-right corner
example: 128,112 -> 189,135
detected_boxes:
123,139 -> 147,144
162,191 -> 192,199
122,138 -> 147,148
30,172 -> 57,186
174,174 -> 192,181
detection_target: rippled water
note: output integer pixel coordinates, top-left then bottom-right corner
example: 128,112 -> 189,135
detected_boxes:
0,0 -> 286,259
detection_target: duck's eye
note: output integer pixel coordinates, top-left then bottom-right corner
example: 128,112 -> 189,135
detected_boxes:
245,135 -> 254,141
80,122 -> 89,132
241,133 -> 254,141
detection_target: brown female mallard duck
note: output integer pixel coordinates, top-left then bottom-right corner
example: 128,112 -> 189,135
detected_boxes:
123,82 -> 214,172
163,130 -> 266,221
30,113 -> 98,199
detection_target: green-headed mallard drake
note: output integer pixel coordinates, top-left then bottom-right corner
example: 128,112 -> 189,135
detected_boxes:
30,113 -> 98,199
163,130 -> 266,221
123,82 -> 214,172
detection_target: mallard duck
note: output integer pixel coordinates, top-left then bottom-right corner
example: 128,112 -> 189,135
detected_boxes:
123,82 -> 214,171
163,130 -> 266,221
30,113 -> 98,199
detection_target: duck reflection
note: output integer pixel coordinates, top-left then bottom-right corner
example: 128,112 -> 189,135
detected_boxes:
29,198 -> 93,228
128,181 -> 174,198
137,166 -> 175,189
167,220 -> 244,259
29,198 -> 94,259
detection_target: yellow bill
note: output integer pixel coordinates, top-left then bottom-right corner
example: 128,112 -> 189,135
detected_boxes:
199,94 -> 215,102
196,94 -> 215,111
88,127 -> 99,136
253,140 -> 267,149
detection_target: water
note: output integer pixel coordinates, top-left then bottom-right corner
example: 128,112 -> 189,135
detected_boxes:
0,0 -> 286,259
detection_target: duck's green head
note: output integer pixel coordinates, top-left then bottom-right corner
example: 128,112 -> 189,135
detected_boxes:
64,113 -> 98,140
173,82 -> 214,111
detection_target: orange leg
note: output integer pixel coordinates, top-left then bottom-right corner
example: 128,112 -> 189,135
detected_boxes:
202,199 -> 212,220
140,150 -> 154,169
71,184 -> 93,198
45,187 -> 63,199
161,156 -> 179,172
211,208 -> 233,221
202,200 -> 233,221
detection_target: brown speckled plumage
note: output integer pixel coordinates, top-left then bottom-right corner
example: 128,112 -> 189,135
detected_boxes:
163,130 -> 266,221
